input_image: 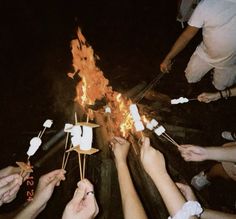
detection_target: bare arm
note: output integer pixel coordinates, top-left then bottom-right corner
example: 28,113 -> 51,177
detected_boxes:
179,144 -> 236,163
15,169 -> 65,219
140,138 -> 197,218
206,145 -> 236,162
160,25 -> 199,73
110,137 -> 148,219
198,86 -> 236,103
201,209 -> 236,219
176,183 -> 236,219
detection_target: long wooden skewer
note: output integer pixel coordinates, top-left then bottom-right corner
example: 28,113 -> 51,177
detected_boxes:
161,133 -> 180,148
78,153 -> 83,180
63,143 -> 72,170
82,154 -> 86,179
163,132 -> 180,147
39,127 -> 47,138
61,132 -> 70,169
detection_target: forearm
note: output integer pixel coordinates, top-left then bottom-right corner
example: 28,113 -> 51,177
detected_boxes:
14,201 -> 44,219
164,26 -> 199,61
116,161 -> 147,219
149,172 -> 186,217
206,146 -> 236,162
201,208 -> 236,219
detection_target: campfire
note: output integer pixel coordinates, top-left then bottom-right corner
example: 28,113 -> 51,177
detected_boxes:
68,28 -> 144,143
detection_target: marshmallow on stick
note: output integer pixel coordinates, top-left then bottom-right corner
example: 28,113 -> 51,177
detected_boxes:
64,123 -> 73,132
154,126 -> 166,136
171,97 -> 189,104
71,125 -> 82,147
146,119 -> 159,131
70,125 -> 93,151
129,104 -> 144,132
105,106 -> 111,113
27,137 -> 42,156
43,119 -> 53,128
80,126 -> 93,151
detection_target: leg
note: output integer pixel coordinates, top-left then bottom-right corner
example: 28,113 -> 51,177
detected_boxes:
206,163 -> 231,181
185,51 -> 213,83
212,65 -> 236,90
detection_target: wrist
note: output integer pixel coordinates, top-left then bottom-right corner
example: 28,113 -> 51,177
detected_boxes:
115,159 -> 127,168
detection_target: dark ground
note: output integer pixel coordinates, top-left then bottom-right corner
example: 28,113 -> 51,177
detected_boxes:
0,0 -> 236,218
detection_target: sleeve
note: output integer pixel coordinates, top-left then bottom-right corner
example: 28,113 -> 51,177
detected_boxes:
187,0 -> 206,28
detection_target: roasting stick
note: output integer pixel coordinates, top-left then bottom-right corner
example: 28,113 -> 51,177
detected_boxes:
74,112 -> 83,180
78,152 -> 83,180
134,73 -> 165,103
161,132 -> 180,148
61,131 -> 70,169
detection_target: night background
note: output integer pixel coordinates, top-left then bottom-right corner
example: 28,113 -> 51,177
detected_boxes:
0,0 -> 236,218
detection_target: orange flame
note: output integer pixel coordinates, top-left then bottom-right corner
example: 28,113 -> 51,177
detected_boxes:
69,28 -> 137,137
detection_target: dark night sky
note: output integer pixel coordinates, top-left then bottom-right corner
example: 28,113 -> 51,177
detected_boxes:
0,0 -> 178,164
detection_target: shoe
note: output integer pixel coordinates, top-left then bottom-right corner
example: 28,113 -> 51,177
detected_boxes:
221,131 -> 236,141
191,171 -> 210,191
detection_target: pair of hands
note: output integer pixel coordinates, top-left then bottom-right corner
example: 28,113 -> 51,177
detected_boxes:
110,136 -> 167,177
62,179 -> 99,219
0,166 -> 26,206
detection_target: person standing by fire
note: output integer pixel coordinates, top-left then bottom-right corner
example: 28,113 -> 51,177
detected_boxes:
160,0 -> 236,91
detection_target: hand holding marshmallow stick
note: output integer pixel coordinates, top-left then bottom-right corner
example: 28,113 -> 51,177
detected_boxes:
171,97 -> 197,105
146,119 -> 180,148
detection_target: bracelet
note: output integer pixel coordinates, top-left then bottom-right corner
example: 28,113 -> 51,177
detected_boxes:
168,201 -> 203,219
219,91 -> 224,99
227,88 -> 231,98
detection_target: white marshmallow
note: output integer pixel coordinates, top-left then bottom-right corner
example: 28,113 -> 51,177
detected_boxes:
171,97 -> 189,104
154,126 -> 166,136
64,123 -> 73,132
71,135 -> 81,147
146,122 -> 154,130
30,137 -> 42,147
105,106 -> 111,113
27,144 -> 40,156
71,125 -> 82,137
27,137 -> 42,156
129,104 -> 141,121
80,126 -> 93,150
134,121 -> 145,132
171,99 -> 178,104
43,119 -> 53,128
150,119 -> 158,127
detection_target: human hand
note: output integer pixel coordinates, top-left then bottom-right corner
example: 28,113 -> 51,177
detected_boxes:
178,145 -> 208,162
0,174 -> 22,206
160,58 -> 173,73
0,166 -> 21,179
109,137 -> 130,164
197,92 -> 220,103
140,137 -> 167,177
62,179 -> 99,219
31,169 -> 66,211
176,182 -> 197,201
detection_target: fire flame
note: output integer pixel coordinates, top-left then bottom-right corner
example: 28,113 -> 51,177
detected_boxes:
69,28 -> 136,138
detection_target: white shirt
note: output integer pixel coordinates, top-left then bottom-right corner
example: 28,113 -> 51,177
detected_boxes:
188,0 -> 236,68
